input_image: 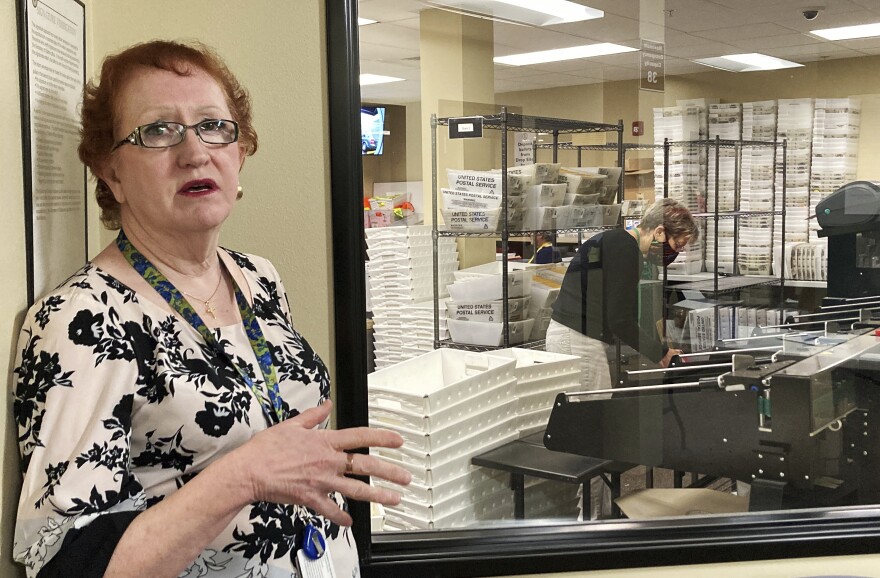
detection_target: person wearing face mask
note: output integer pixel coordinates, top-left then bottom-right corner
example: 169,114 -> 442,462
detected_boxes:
545,198 -> 697,521
546,198 -> 698,391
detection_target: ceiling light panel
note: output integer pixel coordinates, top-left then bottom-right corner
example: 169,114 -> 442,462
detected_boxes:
811,22 -> 880,41
358,17 -> 377,25
495,43 -> 638,66
426,0 -> 602,26
693,53 -> 803,72
360,74 -> 406,85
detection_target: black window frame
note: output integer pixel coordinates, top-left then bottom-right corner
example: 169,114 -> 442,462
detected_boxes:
324,2 -> 880,575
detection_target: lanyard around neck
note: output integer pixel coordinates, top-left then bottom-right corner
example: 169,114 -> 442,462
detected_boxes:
116,230 -> 285,425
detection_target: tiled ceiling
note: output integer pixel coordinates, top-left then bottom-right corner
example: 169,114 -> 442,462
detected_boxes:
358,0 -> 880,103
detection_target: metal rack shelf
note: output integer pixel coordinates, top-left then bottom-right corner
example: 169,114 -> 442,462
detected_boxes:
666,138 -> 780,149
536,142 -> 661,152
432,107 -> 624,350
435,338 -> 548,352
436,113 -> 618,134
660,137 -> 788,347
691,210 -> 783,219
670,275 -> 780,295
437,226 -> 616,238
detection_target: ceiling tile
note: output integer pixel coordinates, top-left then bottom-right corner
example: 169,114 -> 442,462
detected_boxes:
359,42 -> 420,63
358,0 -> 423,24
731,34 -> 826,51
553,13 -> 641,43
493,25 -> 584,52
690,22 -> 796,43
359,22 -> 421,50
666,41 -> 742,59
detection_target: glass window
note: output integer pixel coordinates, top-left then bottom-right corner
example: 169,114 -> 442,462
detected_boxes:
341,0 -> 880,572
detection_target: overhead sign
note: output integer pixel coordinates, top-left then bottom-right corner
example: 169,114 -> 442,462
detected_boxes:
640,39 -> 665,92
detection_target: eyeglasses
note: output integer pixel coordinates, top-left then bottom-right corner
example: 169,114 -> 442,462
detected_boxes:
112,119 -> 239,150
668,236 -> 690,252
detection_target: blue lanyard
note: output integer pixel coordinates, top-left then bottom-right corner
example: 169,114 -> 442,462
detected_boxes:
116,230 -> 285,425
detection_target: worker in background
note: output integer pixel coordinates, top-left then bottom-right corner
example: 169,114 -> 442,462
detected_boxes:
545,198 -> 698,520
529,230 -> 562,264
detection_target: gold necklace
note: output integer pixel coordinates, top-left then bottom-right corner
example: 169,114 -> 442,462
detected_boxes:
182,270 -> 224,319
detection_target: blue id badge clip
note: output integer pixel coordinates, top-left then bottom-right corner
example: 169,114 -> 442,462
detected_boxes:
295,524 -> 336,578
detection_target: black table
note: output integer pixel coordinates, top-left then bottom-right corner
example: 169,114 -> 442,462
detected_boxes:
471,431 -> 632,519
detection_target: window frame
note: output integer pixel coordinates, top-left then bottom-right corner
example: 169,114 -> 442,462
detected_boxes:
324,2 -> 880,575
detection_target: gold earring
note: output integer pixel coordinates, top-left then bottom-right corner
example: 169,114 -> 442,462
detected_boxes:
236,185 -> 243,200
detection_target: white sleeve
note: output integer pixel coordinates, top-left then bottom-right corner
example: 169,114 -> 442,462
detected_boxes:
12,290 -> 147,576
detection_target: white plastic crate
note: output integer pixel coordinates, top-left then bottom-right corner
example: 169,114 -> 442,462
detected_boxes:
369,378 -> 515,433
367,244 -> 436,262
368,253 -> 458,272
384,487 -> 515,530
376,415 -> 518,467
377,430 -> 520,487
365,224 -> 432,239
368,348 -> 516,414
366,235 -> 433,250
376,402 -> 518,454
445,296 -> 531,322
557,172 -> 606,195
530,280 -> 560,309
447,318 -> 535,346
447,270 -> 533,302
391,473 -> 513,520
515,388 -> 564,416
374,467 -> 507,506
516,406 -> 555,437
441,208 -> 502,232
486,348 -> 580,386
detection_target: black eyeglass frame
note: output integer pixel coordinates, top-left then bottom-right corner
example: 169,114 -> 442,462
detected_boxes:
111,119 -> 240,151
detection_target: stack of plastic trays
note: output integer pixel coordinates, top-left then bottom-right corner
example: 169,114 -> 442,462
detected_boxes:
445,262 -> 536,347
774,99 -> 813,278
807,98 -> 860,279
489,348 -> 584,521
738,101 -> 777,275
653,104 -> 707,273
486,348 -> 580,437
705,104 -> 742,275
366,225 -> 459,369
368,349 -> 520,530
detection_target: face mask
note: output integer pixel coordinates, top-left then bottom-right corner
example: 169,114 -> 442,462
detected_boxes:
647,239 -> 679,267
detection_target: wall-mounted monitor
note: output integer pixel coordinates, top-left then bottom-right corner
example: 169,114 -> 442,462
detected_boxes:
360,106 -> 385,155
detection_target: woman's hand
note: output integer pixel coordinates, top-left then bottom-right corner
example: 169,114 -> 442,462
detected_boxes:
229,400 -> 410,526
659,348 -> 682,368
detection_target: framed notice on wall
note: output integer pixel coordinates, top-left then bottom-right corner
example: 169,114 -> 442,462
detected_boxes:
17,0 -> 87,305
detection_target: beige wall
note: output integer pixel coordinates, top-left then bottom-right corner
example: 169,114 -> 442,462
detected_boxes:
89,0 -> 334,368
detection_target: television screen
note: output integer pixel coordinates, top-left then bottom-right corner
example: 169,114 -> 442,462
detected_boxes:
360,106 -> 385,155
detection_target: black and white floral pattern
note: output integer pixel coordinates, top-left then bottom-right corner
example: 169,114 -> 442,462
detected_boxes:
13,254 -> 357,577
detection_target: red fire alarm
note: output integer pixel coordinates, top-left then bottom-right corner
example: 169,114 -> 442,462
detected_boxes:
632,121 -> 645,136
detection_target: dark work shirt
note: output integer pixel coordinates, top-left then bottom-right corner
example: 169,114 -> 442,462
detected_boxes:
534,244 -> 562,264
550,228 -> 666,363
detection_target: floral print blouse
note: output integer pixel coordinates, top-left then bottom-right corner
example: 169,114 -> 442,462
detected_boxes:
13,251 -> 359,578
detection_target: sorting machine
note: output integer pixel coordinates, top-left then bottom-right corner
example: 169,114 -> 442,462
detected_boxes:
544,181 -> 880,511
